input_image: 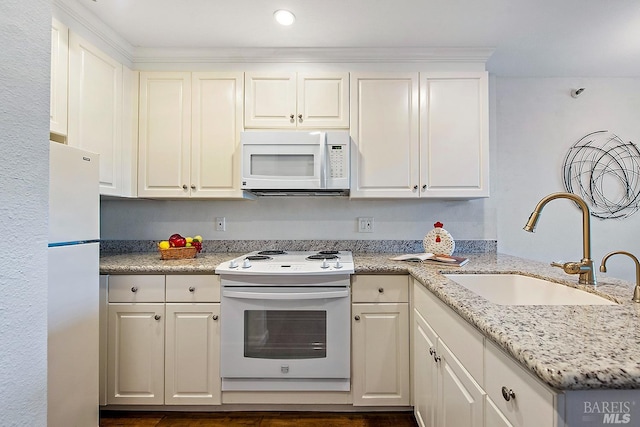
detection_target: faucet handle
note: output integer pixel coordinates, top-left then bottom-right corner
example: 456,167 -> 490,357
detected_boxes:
551,260 -> 588,275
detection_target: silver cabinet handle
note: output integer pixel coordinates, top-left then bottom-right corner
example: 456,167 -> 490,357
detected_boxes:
182,184 -> 188,190
188,286 -> 195,292
354,315 -> 361,321
131,286 -> 138,293
413,185 -> 418,190
154,314 -> 161,321
190,184 -> 196,190
298,114 -> 303,122
422,184 -> 427,190
433,353 -> 441,363
378,287 -> 384,293
212,314 -> 219,321
290,114 -> 295,120
501,386 -> 516,401
429,347 -> 435,356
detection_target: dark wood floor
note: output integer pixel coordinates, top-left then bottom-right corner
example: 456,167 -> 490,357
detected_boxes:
99,411 -> 419,427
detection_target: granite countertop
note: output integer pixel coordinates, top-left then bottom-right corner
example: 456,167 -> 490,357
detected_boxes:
100,251 -> 640,392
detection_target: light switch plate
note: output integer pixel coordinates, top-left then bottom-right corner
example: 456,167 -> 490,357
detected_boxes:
215,217 -> 226,231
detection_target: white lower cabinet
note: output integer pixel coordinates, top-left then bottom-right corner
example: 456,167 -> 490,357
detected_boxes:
165,303 -> 220,405
484,340 -> 559,427
412,278 -> 564,427
104,274 -> 221,406
413,299 -> 484,427
351,275 -> 410,406
107,302 -> 165,405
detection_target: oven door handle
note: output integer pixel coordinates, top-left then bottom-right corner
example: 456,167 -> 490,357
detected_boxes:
223,288 -> 349,300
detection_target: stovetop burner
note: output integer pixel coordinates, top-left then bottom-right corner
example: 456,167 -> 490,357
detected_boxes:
307,253 -> 340,260
245,255 -> 272,261
318,250 -> 339,255
257,250 -> 287,256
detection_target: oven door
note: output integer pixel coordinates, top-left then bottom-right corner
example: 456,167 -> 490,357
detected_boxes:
241,131 -> 326,190
221,285 -> 350,391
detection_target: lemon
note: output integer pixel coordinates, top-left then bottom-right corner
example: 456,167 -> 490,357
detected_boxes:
158,241 -> 170,250
186,237 -> 193,243
185,242 -> 192,247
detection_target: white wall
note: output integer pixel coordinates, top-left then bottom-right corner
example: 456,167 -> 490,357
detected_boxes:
0,1 -> 50,426
496,77 -> 640,284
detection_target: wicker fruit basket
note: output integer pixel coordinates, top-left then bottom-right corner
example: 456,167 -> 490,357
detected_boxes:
158,246 -> 197,260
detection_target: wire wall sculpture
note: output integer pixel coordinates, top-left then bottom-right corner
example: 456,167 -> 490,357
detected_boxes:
563,130 -> 640,219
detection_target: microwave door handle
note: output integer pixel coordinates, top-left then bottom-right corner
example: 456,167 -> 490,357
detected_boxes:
319,132 -> 327,189
223,289 -> 349,300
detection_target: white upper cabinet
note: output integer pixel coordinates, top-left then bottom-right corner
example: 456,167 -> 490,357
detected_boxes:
349,73 -> 420,198
50,18 -> 68,137
138,72 -> 245,198
244,72 -> 349,129
68,32 -> 137,197
350,71 -> 489,199
191,72 -> 244,198
138,72 -> 192,198
420,72 -> 489,198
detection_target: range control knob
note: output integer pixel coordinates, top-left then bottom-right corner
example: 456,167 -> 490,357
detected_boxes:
229,260 -> 239,269
335,259 -> 342,269
242,259 -> 252,269
321,259 -> 329,269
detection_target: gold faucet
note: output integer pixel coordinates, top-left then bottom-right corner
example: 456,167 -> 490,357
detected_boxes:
523,192 -> 597,285
600,251 -> 640,303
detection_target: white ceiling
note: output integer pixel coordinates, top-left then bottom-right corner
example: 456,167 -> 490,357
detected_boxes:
74,0 -> 640,76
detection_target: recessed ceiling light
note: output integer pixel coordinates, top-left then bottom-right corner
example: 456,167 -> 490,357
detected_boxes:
274,9 -> 295,26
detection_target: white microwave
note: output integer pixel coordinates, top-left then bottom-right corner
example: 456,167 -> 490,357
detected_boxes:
241,131 -> 350,196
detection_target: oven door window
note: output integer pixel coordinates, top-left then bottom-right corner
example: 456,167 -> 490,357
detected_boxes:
244,310 -> 327,359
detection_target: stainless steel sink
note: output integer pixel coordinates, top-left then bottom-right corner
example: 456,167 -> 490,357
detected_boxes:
443,274 -> 617,305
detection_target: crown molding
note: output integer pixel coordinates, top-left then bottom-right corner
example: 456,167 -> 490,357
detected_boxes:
52,0 -> 134,64
132,46 -> 495,65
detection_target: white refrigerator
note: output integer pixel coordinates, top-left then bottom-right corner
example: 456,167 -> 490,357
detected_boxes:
48,141 -> 100,427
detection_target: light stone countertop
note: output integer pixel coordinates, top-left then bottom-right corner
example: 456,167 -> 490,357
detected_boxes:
100,251 -> 640,391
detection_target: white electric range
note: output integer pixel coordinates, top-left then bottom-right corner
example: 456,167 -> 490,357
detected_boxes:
215,250 -> 354,392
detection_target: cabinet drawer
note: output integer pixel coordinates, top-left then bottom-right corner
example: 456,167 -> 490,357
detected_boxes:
165,275 -> 220,303
108,275 -> 165,302
352,275 -> 409,303
485,340 -> 557,427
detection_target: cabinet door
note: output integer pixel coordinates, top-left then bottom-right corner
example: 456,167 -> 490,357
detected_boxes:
413,309 -> 438,427
352,303 -> 410,406
244,72 -> 297,128
50,18 -> 68,137
138,72 -> 191,197
107,303 -> 164,405
191,72 -> 243,198
436,340 -> 485,427
420,72 -> 489,198
68,32 -> 123,196
350,73 -> 420,198
297,72 -> 349,128
165,304 -> 220,405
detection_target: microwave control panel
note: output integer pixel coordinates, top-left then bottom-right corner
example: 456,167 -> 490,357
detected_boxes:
329,145 -> 348,179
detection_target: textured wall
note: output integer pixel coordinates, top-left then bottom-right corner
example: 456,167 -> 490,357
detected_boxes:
0,1 -> 50,425
496,77 -> 640,284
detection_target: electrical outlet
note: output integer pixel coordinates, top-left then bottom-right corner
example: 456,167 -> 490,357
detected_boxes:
215,217 -> 226,232
358,217 -> 374,233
